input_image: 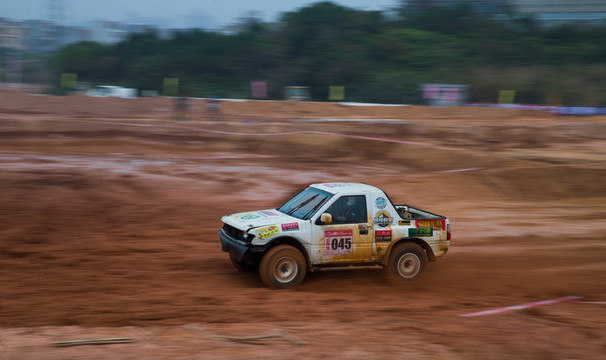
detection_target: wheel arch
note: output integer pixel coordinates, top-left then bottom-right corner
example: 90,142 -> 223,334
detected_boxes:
381,237 -> 436,266
265,236 -> 310,267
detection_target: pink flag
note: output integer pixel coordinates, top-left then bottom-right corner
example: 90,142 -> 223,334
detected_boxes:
251,81 -> 267,98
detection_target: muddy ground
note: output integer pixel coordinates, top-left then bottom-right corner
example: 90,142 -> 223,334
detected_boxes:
1,93 -> 605,359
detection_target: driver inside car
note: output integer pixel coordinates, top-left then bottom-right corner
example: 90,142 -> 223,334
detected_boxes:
327,196 -> 364,224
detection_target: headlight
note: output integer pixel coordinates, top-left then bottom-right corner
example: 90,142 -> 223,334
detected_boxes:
242,231 -> 249,240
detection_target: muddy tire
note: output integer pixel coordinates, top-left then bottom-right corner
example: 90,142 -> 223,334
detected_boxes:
259,245 -> 307,289
389,243 -> 427,281
229,253 -> 257,272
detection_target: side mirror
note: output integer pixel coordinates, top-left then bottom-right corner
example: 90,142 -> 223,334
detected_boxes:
320,213 -> 333,225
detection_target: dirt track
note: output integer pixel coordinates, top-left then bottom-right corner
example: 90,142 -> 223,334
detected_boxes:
1,93 -> 606,359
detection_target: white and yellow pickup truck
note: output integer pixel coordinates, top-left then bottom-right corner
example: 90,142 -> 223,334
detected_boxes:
219,183 -> 450,289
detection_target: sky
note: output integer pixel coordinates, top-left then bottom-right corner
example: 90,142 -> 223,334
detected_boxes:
1,0 -> 398,29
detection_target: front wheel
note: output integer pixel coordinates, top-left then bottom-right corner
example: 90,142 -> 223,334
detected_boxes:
259,245 -> 307,289
389,243 -> 427,281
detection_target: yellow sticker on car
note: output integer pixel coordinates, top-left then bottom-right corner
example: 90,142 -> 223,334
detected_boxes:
257,225 -> 279,239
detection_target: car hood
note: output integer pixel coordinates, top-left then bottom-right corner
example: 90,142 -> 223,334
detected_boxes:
221,209 -> 300,230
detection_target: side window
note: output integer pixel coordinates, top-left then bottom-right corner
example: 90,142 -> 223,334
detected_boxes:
325,195 -> 367,224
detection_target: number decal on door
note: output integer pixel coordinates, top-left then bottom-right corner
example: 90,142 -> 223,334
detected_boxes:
324,229 -> 354,255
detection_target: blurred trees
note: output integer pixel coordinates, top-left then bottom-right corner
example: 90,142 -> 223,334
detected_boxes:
49,1 -> 606,105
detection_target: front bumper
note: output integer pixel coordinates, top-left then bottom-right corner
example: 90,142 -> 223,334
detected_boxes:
219,229 -> 250,262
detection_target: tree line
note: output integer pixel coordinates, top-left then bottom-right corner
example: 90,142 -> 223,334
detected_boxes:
49,1 -> 606,105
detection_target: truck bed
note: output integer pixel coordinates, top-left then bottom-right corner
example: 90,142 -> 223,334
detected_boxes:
395,205 -> 446,220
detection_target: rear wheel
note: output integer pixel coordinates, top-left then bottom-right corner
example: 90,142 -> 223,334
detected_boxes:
259,245 -> 307,289
389,243 -> 427,281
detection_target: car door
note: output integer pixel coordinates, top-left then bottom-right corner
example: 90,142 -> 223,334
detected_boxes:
313,195 -> 375,264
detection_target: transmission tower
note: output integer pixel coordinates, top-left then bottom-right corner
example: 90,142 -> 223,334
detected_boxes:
48,0 -> 67,25
47,0 -> 70,49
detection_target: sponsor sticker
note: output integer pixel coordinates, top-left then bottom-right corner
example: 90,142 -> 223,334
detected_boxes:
375,197 -> 387,209
399,220 -> 411,226
239,213 -> 260,220
260,211 -> 279,217
375,229 -> 392,242
324,229 -> 353,255
322,183 -> 348,188
409,228 -> 433,237
373,211 -> 393,227
281,222 -> 299,231
416,219 -> 445,230
257,225 -> 279,239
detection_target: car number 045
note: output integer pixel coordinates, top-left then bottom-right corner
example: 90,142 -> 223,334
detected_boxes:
330,237 -> 351,250
324,229 -> 354,255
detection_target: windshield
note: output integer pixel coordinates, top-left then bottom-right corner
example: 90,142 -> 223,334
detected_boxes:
277,187 -> 333,220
